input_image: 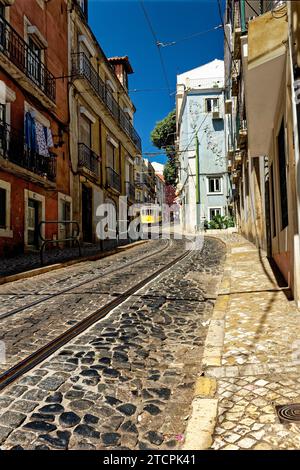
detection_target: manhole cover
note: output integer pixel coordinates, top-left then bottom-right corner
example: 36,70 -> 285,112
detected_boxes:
275,403 -> 300,423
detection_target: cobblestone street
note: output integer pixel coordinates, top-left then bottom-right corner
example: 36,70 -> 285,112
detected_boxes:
0,237 -> 225,449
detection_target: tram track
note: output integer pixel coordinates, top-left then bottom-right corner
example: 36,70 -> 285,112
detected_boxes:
0,247 -> 191,391
0,239 -> 172,320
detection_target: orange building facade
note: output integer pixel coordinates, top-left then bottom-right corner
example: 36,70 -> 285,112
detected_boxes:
0,0 -> 70,256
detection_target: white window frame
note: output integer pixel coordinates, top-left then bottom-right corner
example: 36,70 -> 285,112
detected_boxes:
0,179 -> 13,238
58,192 -> 73,240
205,98 -> 219,113
208,206 -> 223,221
24,189 -> 45,247
207,176 -> 223,195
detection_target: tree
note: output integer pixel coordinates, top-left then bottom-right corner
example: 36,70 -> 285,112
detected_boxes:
151,109 -> 177,186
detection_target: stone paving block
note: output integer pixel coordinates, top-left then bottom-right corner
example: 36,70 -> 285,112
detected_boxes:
209,234 -> 300,450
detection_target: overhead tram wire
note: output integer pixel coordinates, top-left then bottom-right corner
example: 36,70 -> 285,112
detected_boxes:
157,24 -> 223,48
139,0 -> 173,105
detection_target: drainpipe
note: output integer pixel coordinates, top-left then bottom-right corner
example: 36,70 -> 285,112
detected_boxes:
195,134 -> 201,231
287,2 -> 300,307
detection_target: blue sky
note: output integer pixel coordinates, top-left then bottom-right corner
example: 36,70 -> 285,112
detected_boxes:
89,0 -> 225,164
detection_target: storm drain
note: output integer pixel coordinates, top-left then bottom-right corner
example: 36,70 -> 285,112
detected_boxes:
275,403 -> 300,423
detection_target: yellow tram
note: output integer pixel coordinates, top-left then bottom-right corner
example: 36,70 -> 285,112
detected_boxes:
140,204 -> 162,226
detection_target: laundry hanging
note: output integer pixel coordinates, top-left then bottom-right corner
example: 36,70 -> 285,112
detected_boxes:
25,112 -> 36,152
35,121 -> 49,157
25,111 -> 54,157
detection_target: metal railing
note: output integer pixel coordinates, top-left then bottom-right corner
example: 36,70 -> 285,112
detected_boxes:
126,181 -> 135,201
261,0 -> 286,13
39,220 -> 81,265
0,15 -> 56,102
78,142 -> 100,177
106,166 -> 121,192
72,52 -> 142,151
0,121 -> 56,181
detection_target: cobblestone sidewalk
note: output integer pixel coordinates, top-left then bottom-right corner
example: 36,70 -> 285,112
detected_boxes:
206,234 -> 300,450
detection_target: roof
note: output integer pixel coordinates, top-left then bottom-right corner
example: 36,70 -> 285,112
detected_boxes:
156,173 -> 165,183
152,161 -> 164,175
177,59 -> 224,86
108,56 -> 134,74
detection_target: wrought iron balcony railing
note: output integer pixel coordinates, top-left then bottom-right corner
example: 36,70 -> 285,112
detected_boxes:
261,0 -> 286,14
0,121 -> 56,181
126,181 -> 135,201
78,142 -> 100,177
72,52 -> 142,151
106,166 -> 121,192
0,15 -> 56,102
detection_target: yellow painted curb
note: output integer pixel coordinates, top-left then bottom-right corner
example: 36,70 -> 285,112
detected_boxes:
183,398 -> 218,450
193,377 -> 217,398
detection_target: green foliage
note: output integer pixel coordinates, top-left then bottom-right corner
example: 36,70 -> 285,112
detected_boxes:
204,215 -> 235,230
163,159 -> 177,186
151,110 -> 176,152
151,109 -> 177,187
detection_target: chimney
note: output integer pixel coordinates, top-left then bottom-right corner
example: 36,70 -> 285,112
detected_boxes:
108,56 -> 133,91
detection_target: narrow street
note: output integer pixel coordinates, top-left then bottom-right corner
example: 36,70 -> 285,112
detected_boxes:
0,238 -> 225,450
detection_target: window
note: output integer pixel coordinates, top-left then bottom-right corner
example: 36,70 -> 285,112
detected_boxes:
0,187 -> 6,228
0,104 -> 6,153
208,177 -> 222,193
27,37 -> 42,84
0,6 -> 5,18
205,98 -> 219,113
270,164 -> 276,238
0,180 -> 12,238
277,120 -> 288,229
79,114 -> 92,148
0,103 -> 5,123
209,208 -> 222,220
77,0 -> 88,17
106,141 -> 116,171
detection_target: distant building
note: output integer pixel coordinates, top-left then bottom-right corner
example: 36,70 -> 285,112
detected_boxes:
176,59 -> 231,233
134,157 -> 156,203
155,173 -> 165,206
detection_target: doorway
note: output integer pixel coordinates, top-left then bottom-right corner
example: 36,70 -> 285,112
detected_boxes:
82,184 -> 93,242
27,198 -> 41,248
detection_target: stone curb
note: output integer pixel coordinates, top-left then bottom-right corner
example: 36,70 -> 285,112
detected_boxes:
0,240 -> 149,286
183,235 -> 231,450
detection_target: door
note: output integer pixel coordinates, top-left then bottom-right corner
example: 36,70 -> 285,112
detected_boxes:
60,200 -> 71,245
82,185 -> 93,242
28,37 -> 42,85
28,198 -> 40,248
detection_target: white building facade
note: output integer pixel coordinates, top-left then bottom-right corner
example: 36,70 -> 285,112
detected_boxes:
176,59 -> 232,233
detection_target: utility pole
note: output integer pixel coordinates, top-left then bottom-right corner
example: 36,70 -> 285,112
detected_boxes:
195,134 -> 201,231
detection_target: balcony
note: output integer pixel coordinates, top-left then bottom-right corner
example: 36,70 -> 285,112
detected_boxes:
0,15 -> 56,102
0,121 -> 56,181
261,1 -> 286,14
72,53 -> 141,151
126,181 -> 135,201
106,166 -> 120,193
78,143 -> 100,178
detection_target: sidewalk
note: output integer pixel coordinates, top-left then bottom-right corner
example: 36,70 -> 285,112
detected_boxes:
0,239 -> 123,278
186,234 -> 300,450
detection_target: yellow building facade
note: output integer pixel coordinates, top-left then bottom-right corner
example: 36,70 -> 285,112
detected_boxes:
68,0 -> 141,244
